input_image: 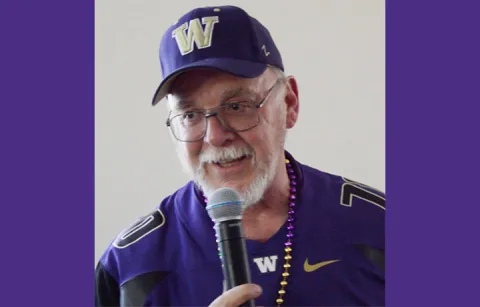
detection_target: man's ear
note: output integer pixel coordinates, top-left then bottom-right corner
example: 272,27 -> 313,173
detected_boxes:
283,76 -> 299,129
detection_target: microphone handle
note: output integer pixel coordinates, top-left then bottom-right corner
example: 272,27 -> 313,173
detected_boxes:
215,220 -> 255,307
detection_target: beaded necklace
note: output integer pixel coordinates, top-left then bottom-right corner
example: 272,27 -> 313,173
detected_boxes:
202,158 -> 297,306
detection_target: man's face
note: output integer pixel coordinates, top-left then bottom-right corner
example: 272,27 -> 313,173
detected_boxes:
166,68 -> 293,207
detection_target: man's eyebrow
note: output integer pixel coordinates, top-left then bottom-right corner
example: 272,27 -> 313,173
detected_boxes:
172,86 -> 260,111
172,99 -> 196,111
220,87 -> 259,102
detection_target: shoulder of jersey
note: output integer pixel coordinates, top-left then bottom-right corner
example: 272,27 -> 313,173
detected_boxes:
300,163 -> 386,255
97,182 -> 194,282
301,163 -> 385,213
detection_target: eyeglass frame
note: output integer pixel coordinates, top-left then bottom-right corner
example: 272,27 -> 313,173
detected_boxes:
165,78 -> 284,142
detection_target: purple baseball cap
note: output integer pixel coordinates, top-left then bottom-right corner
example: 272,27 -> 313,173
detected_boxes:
151,5 -> 284,106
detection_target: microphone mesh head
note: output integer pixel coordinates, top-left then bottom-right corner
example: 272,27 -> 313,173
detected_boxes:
206,188 -> 244,223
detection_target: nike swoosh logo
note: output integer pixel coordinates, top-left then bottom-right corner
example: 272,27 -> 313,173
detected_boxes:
304,259 -> 340,272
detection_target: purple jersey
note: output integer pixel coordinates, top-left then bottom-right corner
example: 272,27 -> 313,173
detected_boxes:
95,151 -> 385,306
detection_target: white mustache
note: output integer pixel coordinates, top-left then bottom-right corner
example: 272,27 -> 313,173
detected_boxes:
199,146 -> 254,164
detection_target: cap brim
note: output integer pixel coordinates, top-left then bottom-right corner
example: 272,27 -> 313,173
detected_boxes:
151,58 -> 268,106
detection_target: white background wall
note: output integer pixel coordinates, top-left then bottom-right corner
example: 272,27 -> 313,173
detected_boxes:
95,0 -> 385,263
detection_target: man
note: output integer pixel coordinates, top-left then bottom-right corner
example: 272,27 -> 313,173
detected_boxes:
95,5 -> 385,307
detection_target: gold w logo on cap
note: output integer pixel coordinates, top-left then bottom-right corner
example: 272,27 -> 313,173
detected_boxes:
172,16 -> 219,55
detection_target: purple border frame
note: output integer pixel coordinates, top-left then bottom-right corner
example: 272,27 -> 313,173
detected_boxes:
2,0 -> 479,305
386,0 -> 479,306
1,1 -> 94,305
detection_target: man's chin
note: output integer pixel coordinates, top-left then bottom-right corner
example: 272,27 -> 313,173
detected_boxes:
194,157 -> 274,207
196,180 -> 248,198
195,166 -> 251,194
196,173 -> 270,209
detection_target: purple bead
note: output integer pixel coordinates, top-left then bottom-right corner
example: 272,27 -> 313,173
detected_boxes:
289,195 -> 296,200
290,187 -> 297,193
287,232 -> 294,238
287,163 -> 292,168
290,181 -> 297,186
288,168 -> 294,173
289,202 -> 296,208
287,217 -> 295,222
290,175 -> 296,179
288,209 -> 294,215
285,241 -> 292,246
287,225 -> 294,230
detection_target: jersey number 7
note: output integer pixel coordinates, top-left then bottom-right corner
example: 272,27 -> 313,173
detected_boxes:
341,178 -> 385,210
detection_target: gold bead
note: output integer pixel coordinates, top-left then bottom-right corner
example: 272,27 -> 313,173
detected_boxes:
285,159 -> 290,163
281,281 -> 287,286
276,298 -> 284,304
285,255 -> 292,260
284,263 -> 291,268
282,272 -> 290,277
278,289 -> 286,295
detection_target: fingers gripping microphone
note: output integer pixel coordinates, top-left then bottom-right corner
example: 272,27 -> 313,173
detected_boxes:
206,188 -> 255,307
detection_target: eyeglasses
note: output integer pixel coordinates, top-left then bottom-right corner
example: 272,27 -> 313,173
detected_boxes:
166,79 -> 283,142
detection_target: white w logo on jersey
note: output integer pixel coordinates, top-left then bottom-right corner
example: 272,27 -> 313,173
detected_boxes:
172,16 -> 219,55
253,255 -> 278,273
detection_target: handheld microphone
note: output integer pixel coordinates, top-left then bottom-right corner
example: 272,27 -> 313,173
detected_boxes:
206,187 -> 255,307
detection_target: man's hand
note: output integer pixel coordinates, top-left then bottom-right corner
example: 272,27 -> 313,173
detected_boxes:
209,284 -> 262,307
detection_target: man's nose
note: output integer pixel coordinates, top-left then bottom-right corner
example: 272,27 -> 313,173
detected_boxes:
203,115 -> 235,146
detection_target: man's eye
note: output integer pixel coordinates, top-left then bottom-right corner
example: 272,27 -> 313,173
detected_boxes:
183,112 -> 196,119
226,103 -> 247,111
